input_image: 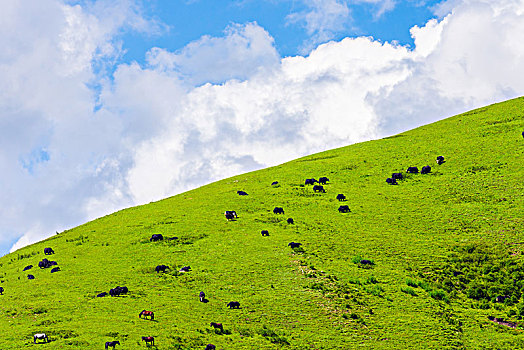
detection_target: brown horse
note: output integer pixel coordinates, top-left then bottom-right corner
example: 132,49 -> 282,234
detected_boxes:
142,336 -> 154,346
139,310 -> 154,320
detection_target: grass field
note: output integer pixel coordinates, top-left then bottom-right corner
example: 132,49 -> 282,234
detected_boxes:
1,97 -> 523,349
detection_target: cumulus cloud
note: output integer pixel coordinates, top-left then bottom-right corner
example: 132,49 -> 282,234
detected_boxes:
3,0 -> 524,255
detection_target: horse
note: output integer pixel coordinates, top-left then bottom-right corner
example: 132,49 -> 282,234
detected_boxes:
105,340 -> 120,349
139,310 -> 154,320
141,336 -> 154,346
210,322 -> 223,331
33,333 -> 48,343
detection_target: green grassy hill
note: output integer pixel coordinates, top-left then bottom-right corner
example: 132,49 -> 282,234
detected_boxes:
1,97 -> 524,349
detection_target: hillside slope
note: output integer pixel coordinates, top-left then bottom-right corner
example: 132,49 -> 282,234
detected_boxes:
1,97 -> 523,349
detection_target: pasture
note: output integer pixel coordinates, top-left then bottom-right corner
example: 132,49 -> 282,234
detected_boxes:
0,97 -> 523,349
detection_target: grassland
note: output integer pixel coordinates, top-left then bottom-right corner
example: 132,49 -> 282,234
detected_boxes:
0,97 -> 523,349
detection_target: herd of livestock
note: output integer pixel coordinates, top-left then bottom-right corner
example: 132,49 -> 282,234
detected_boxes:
0,153 -> 450,348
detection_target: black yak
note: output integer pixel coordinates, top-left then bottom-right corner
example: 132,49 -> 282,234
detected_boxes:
200,291 -> 206,302
50,267 -> 60,273
261,230 -> 269,236
0,287 -> 3,294
97,292 -> 108,297
305,178 -> 317,185
288,242 -> 302,248
421,165 -> 431,174
318,177 -> 329,185
44,247 -> 54,255
287,218 -> 294,224
105,341 -> 120,349
338,205 -> 350,213
313,185 -> 325,193
392,173 -> 403,180
386,178 -> 397,185
436,156 -> 445,165
155,265 -> 168,273
205,345 -> 216,350
273,207 -> 284,214
179,266 -> 191,272
28,275 -> 35,280
150,234 -> 164,242
227,301 -> 240,309
407,167 -> 419,173
336,194 -> 346,201
224,211 -> 238,219
271,181 -> 278,186
237,191 -> 248,195
23,265 -> 33,271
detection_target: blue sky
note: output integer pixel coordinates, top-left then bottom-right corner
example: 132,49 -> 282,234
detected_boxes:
119,0 -> 442,65
1,0 -> 524,256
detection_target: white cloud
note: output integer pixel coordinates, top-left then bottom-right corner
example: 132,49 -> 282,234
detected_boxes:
3,0 -> 524,255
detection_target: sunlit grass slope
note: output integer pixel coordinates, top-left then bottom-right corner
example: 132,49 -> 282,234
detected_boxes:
1,97 -> 523,349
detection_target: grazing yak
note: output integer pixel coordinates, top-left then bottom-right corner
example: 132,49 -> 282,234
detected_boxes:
287,218 -> 294,224
50,267 -> 60,273
155,265 -> 169,273
33,333 -> 48,344
105,341 -> 120,349
288,242 -> 302,249
141,337 -> 154,346
313,185 -> 325,193
273,207 -> 284,214
318,177 -> 329,185
38,259 -> 56,269
28,275 -> 35,280
227,301 -> 240,309
0,287 -> 3,294
200,291 -> 206,302
392,173 -> 403,180
421,165 -> 431,174
224,211 -> 238,218
271,181 -> 279,186
150,234 -> 164,242
237,190 -> 248,196
436,156 -> 445,165
304,178 -> 317,185
336,194 -> 346,201
386,178 -> 398,185
97,292 -> 108,297
338,205 -> 351,213
406,167 -> 419,174
179,266 -> 191,273
225,213 -> 235,220
23,265 -> 33,271
109,286 -> 128,297
360,259 -> 374,266
44,247 -> 54,255
261,230 -> 269,236
205,345 -> 216,350
210,322 -> 224,331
